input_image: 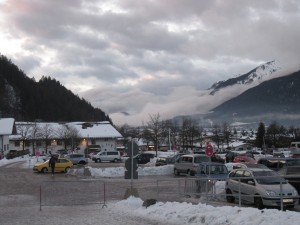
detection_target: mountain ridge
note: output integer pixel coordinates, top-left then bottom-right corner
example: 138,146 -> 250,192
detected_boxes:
209,60 -> 280,95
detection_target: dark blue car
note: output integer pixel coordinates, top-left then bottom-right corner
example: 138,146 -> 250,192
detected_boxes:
195,162 -> 229,193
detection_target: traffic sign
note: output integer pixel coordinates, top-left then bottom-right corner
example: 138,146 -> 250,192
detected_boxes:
124,158 -> 138,179
205,144 -> 214,157
125,142 -> 139,157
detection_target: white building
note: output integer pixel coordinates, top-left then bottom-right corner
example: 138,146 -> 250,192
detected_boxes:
0,118 -> 16,158
8,121 -> 123,155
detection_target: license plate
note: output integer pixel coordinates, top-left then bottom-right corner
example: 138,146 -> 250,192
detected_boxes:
283,199 -> 293,203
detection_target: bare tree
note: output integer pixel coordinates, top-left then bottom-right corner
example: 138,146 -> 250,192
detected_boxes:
56,124 -> 80,150
37,123 -> 54,154
146,113 -> 164,156
17,123 -> 32,151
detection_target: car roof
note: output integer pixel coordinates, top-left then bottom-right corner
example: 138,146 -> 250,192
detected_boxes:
200,162 -> 225,166
258,157 -> 299,161
181,154 -> 208,157
233,167 -> 273,172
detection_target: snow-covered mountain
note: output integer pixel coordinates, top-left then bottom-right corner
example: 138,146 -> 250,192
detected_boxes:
209,60 -> 280,95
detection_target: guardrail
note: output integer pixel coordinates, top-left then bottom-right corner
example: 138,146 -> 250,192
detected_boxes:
39,180 -> 107,211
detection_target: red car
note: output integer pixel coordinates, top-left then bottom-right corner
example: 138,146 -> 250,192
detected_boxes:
233,155 -> 256,164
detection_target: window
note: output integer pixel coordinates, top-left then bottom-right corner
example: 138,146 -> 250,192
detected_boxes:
242,171 -> 254,184
234,170 -> 244,178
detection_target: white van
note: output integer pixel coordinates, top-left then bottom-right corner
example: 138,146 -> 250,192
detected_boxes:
92,151 -> 121,163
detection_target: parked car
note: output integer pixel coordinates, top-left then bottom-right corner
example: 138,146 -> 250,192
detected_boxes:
155,157 -> 169,166
211,153 -> 225,163
225,167 -> 299,209
195,162 -> 229,193
65,153 -> 88,165
196,162 -> 229,179
33,158 -> 73,173
133,152 -> 155,164
89,150 -> 101,159
226,162 -> 268,171
55,149 -> 68,156
92,151 -> 121,163
233,155 -> 256,164
174,154 -> 209,176
257,157 -> 300,171
225,151 -> 239,163
276,162 -> 300,194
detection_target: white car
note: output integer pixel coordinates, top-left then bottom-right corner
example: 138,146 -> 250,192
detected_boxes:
225,167 -> 298,209
92,151 -> 121,163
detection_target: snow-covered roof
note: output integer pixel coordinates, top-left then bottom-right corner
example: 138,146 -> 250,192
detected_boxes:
0,118 -> 15,135
69,121 -> 122,138
13,121 -> 122,139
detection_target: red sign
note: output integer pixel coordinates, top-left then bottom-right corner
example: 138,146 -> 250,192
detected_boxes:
205,144 -> 214,157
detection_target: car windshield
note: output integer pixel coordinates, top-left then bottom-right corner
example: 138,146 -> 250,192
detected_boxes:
204,165 -> 228,174
253,170 -> 287,184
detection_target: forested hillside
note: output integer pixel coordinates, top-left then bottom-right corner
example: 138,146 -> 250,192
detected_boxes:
0,54 -> 111,123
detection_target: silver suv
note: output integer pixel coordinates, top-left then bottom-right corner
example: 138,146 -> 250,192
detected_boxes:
174,154 -> 209,176
225,167 -> 298,209
65,153 -> 88,165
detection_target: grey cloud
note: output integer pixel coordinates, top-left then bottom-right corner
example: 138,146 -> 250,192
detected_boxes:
1,0 -> 300,126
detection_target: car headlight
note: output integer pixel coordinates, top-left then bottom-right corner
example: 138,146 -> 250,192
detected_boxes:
265,190 -> 277,196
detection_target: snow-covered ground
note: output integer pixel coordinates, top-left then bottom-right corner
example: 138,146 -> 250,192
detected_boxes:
1,155 -> 300,225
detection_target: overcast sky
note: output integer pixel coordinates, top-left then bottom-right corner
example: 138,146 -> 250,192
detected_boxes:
0,0 -> 299,126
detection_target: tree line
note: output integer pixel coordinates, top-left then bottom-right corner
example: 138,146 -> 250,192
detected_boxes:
116,113 -> 300,155
0,54 -> 111,122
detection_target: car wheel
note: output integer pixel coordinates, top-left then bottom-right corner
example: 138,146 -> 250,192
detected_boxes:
113,158 -> 118,163
174,168 -> 179,176
254,196 -> 264,209
226,189 -> 235,203
65,167 -> 70,173
79,161 -> 86,165
96,158 -> 101,163
42,167 -> 48,173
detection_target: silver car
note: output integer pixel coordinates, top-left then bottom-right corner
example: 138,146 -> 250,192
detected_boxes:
65,153 -> 88,165
174,154 -> 209,176
225,167 -> 298,209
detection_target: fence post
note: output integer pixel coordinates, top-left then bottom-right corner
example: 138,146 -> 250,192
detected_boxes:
238,179 -> 241,207
39,185 -> 42,211
102,182 -> 107,208
280,179 -> 283,211
156,179 -> 159,200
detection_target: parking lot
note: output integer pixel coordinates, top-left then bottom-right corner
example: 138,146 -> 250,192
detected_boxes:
1,159 -> 300,212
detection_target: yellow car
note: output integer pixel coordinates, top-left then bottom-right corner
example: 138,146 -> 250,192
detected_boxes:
33,158 -> 73,173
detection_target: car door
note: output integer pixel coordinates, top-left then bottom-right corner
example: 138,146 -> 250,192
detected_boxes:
101,152 -> 108,161
55,159 -> 65,172
240,171 -> 256,203
228,170 -> 244,196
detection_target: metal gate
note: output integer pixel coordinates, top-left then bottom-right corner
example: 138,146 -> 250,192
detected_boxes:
39,179 -> 106,211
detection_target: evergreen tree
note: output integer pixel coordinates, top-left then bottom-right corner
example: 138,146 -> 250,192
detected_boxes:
255,122 -> 265,149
